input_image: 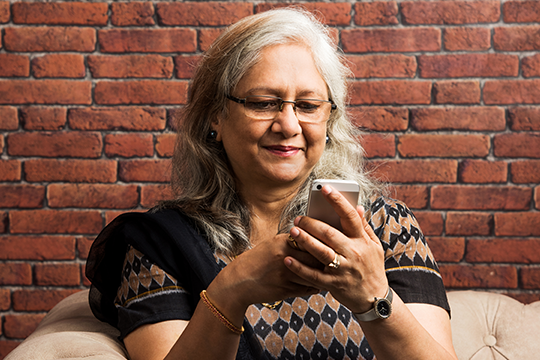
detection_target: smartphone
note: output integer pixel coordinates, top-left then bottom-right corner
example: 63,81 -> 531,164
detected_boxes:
306,179 -> 360,231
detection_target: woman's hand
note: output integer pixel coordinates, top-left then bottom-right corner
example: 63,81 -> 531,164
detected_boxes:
285,185 -> 389,314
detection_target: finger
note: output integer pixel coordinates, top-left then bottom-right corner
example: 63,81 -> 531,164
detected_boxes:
284,256 -> 331,290
356,205 -> 382,247
320,185 -> 363,237
291,224 -> 340,267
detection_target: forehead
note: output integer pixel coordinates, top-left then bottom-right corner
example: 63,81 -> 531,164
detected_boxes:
234,43 -> 328,98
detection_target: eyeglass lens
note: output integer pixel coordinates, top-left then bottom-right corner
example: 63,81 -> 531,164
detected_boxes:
243,96 -> 332,123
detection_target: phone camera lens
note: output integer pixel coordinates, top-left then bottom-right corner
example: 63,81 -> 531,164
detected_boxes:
316,184 -> 322,190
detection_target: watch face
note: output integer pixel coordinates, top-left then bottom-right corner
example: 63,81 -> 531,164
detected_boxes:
376,299 -> 392,319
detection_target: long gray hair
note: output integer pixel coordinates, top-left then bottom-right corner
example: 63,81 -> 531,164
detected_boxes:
159,8 -> 382,257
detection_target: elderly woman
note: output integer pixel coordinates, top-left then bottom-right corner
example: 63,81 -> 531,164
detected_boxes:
86,8 -> 457,360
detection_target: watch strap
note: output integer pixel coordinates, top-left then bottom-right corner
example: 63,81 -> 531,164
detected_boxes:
353,287 -> 393,322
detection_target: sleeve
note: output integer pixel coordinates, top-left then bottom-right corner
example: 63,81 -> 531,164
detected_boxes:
114,245 -> 194,339
366,197 -> 451,315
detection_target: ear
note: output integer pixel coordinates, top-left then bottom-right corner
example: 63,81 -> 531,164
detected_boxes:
211,115 -> 224,142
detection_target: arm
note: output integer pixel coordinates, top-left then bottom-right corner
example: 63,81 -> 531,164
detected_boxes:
285,185 -> 458,360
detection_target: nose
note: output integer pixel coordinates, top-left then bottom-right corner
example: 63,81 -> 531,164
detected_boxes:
272,101 -> 302,138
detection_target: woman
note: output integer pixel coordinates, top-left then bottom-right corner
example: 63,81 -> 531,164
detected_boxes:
86,8 -> 457,360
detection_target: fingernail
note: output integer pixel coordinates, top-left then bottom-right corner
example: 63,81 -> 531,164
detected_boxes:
322,185 -> 332,195
294,216 -> 302,226
290,227 -> 300,237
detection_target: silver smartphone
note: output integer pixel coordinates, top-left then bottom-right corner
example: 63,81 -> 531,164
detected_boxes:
306,179 -> 360,231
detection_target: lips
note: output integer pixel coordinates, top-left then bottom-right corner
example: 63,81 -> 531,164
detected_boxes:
265,145 -> 301,157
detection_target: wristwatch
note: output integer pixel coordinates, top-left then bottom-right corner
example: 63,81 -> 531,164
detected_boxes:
354,287 -> 393,322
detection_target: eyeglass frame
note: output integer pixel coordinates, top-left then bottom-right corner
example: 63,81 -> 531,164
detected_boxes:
226,94 -> 337,122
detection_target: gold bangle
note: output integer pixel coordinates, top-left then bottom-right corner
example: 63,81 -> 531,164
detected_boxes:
200,290 -> 244,335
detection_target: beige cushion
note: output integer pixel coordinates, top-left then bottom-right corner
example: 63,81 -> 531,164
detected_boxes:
449,290 -> 540,360
5,290 -> 540,359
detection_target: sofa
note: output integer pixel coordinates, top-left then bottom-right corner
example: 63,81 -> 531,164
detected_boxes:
5,290 -> 540,360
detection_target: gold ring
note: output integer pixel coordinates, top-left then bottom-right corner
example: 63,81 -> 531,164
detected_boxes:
288,235 -> 300,250
327,252 -> 340,269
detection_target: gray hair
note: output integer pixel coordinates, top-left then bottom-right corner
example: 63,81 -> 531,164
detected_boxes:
159,8 -> 382,257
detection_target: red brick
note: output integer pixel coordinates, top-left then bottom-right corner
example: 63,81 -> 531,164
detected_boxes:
431,185 -> 532,210
0,184 -> 44,208
349,80 -> 431,105
495,212 -> 540,236
140,184 -> 173,208
4,27 -> 96,52
0,263 -> 31,285
361,133 -> 395,159
256,3 -> 350,26
440,264 -> 517,289
0,288 -> 9,311
504,1 -> 540,23
522,268 -> 540,289
158,2 -> 252,26
410,107 -> 506,131
346,55 -> 416,78
444,27 -> 491,51
354,2 -> 398,26
3,314 -> 46,339
9,210 -> 103,234
88,55 -> 173,79
398,134 -> 490,158
32,54 -> 85,78
0,2 -> 9,23
494,26 -> 540,51
427,237 -> 465,262
485,80 -> 540,104
77,236 -> 94,259
119,159 -> 171,183
35,263 -> 80,286
522,54 -> 540,78
341,28 -> 441,53
99,29 -> 196,53
459,160 -> 507,184
48,184 -> 139,209
505,292 -> 540,304
12,289 -> 80,311
418,54 -> 518,78
7,131 -> 102,158
0,235 -> 76,260
174,55 -> 202,79
467,238 -> 540,263
25,159 -> 117,183
0,340 -> 21,358
388,185 -> 429,209
95,80 -> 188,105
368,160 -> 457,183
69,107 -> 166,131
105,209 -> 146,225
0,160 -> 21,181
0,106 -> 18,130
434,81 -> 481,104
199,28 -> 224,52
494,133 -> 540,158
105,133 -> 153,158
0,211 -> 6,233
0,54 -> 30,77
414,211 -> 443,236
401,1 -> 500,25
155,133 -> 175,158
20,106 -> 66,130
12,2 -> 107,25
0,80 -> 92,105
111,2 -> 155,26
81,263 -> 91,287
536,187 -> 540,210
349,107 -> 408,131
511,161 -> 540,184
446,212 -> 492,236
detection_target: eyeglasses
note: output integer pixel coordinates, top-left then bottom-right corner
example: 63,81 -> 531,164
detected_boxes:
227,94 -> 337,124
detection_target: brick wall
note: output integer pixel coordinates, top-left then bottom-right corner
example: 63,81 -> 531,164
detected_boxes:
0,0 -> 539,356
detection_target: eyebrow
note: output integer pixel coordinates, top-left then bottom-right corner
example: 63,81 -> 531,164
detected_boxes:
243,87 -> 328,99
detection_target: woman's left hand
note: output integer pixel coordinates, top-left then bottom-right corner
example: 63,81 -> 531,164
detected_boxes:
284,185 -> 389,314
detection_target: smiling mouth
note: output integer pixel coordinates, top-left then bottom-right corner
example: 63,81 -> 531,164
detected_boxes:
265,145 -> 301,157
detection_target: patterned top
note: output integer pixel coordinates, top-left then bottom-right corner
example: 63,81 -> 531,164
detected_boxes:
114,197 -> 449,359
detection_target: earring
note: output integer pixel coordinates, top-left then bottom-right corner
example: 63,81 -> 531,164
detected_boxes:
209,130 -> 217,139
326,135 -> 330,144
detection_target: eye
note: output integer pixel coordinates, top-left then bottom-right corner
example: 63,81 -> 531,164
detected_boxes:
245,97 -> 280,111
295,100 -> 321,113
